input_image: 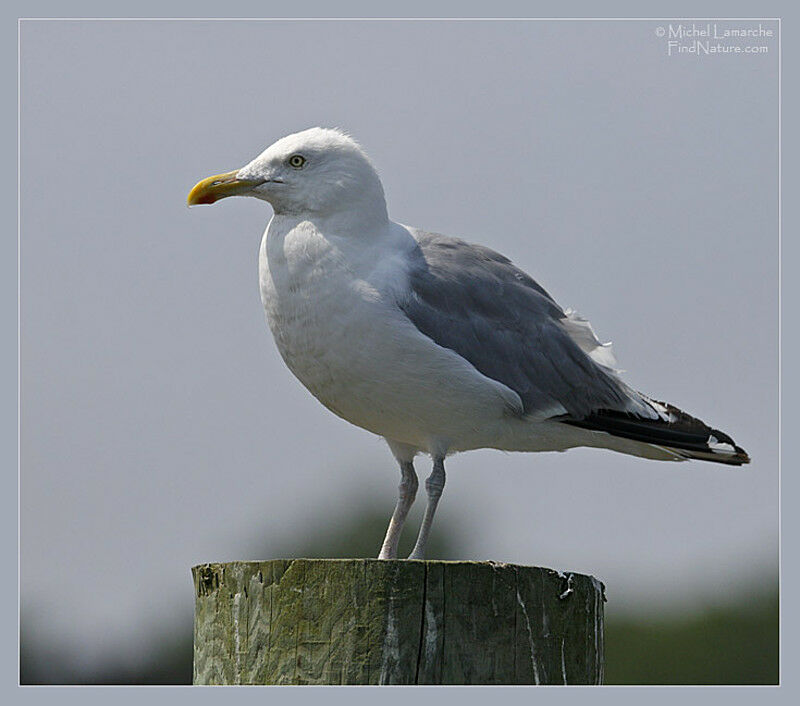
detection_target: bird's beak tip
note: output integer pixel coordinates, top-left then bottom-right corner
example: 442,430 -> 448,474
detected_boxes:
186,192 -> 217,207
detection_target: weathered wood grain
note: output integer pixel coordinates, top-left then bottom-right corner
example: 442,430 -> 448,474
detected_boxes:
192,559 -> 605,685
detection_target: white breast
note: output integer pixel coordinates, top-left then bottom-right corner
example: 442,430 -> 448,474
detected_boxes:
258,217 -> 523,454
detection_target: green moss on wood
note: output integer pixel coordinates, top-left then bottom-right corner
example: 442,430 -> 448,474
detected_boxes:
192,559 -> 604,685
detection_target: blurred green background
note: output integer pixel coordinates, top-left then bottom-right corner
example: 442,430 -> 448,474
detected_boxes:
20,497 -> 778,685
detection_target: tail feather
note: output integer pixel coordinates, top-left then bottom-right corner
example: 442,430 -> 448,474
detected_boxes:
561,400 -> 750,466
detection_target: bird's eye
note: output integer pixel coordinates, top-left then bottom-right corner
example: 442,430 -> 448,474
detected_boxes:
288,154 -> 306,169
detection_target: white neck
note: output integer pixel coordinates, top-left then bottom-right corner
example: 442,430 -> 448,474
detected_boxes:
272,199 -> 390,239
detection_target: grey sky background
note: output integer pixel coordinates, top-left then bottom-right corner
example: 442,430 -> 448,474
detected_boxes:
20,19 -> 777,663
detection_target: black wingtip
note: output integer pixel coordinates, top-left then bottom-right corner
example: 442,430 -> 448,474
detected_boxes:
680,445 -> 750,467
705,426 -> 751,466
561,403 -> 751,467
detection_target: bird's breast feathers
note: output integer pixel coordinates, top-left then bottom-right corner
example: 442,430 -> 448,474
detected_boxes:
257,217 -> 521,449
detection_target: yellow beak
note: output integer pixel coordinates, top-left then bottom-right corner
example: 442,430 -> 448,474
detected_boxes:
187,170 -> 261,206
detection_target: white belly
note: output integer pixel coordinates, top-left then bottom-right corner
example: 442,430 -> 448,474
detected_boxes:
258,219 -> 522,454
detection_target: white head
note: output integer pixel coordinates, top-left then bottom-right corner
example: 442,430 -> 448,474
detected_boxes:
188,127 -> 388,223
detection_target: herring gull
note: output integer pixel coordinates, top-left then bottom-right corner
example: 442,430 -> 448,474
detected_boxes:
188,127 -> 749,560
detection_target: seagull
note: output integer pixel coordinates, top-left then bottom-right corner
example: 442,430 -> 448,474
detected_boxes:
188,127 -> 749,561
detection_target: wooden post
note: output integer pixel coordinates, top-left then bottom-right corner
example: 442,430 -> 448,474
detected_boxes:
192,559 -> 605,685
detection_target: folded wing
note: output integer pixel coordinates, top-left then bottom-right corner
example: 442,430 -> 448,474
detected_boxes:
398,230 -> 656,421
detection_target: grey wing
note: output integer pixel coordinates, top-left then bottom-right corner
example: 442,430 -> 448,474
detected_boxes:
398,230 -> 654,420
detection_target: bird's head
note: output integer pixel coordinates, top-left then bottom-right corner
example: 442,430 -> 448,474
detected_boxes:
188,127 -> 388,221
